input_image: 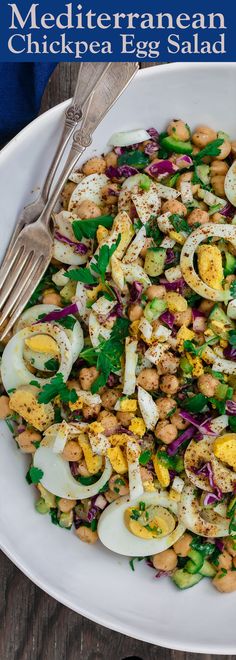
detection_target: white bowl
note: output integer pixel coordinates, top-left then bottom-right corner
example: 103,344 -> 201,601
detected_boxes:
1,63 -> 236,654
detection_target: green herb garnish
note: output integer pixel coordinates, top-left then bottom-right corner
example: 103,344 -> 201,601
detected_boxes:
194,138 -> 224,163
72,215 -> 113,240
38,373 -> 77,404
26,466 -> 44,484
139,450 -> 152,466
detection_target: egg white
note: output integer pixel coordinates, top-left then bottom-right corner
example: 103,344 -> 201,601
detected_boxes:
1,322 -> 72,392
98,491 -> 185,557
68,173 -> 108,212
15,304 -> 84,366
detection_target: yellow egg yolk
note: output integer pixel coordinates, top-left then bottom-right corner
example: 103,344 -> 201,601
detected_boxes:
124,504 -> 175,539
24,334 -> 59,355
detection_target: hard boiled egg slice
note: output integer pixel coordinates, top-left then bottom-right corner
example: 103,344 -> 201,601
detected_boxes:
180,224 -> 236,301
53,211 -> 89,266
98,491 -> 185,557
1,322 -> 72,392
224,160 -> 236,206
178,485 -> 229,537
15,304 -> 84,365
68,173 -> 108,212
34,443 -> 112,499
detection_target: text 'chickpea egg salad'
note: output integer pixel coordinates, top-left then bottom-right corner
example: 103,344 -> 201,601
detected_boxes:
2,120 -> 236,592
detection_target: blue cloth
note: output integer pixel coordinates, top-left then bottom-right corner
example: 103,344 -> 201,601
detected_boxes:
0,63 -> 56,146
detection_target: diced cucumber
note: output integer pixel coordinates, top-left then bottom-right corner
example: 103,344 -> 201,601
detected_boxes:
59,511 -> 73,528
196,164 -> 210,186
60,280 -> 77,302
215,382 -> 232,401
200,560 -> 216,578
208,303 -> 234,338
172,569 -> 203,590
144,247 -> 166,277
224,251 -> 236,277
186,548 -> 204,574
144,298 -> 167,322
161,136 -> 193,155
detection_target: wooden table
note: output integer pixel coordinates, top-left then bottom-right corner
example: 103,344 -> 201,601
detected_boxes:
0,63 -> 234,660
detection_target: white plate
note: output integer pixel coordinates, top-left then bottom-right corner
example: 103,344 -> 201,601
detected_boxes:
1,63 -> 236,654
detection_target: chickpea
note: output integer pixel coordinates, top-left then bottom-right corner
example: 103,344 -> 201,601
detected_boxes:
160,374 -> 179,395
105,489 -> 119,503
98,410 -> 117,433
198,374 -> 218,398
82,403 -> 101,420
225,274 -> 236,285
198,300 -> 215,315
155,420 -> 178,444
76,200 -> 101,219
101,183 -> 119,205
105,151 -> 118,168
210,160 -> 229,176
62,441 -> 83,462
82,156 -> 106,176
176,172 -> 199,195
156,397 -> 176,420
215,140 -> 231,161
173,533 -> 193,557
187,208 -> 209,227
0,395 -> 10,419
213,570 -> 236,593
67,379 -> 80,390
140,467 -> 154,483
58,498 -> 76,513
171,409 -> 189,430
152,549 -> 177,571
146,285 -> 166,301
101,388 -> 120,410
61,181 -> 76,210
42,292 -> 61,306
158,353 -> 179,375
77,459 -> 90,477
116,411 -> 134,426
161,199 -> 187,217
167,119 -> 190,142
211,175 -> 226,198
109,474 -> 129,495
16,429 -> 41,454
174,308 -> 192,328
225,537 -> 236,558
136,368 -> 159,392
79,366 -> 99,391
75,525 -> 98,544
140,238 -> 153,259
231,141 -> 236,159
217,550 -> 232,571
192,125 -> 217,149
128,304 -> 143,322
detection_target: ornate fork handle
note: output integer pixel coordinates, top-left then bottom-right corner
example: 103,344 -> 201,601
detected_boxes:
42,105 -> 83,201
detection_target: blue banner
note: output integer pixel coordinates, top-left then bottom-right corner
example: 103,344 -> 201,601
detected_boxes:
0,0 -> 235,62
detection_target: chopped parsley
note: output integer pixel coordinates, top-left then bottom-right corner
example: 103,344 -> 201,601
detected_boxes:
44,358 -> 59,371
26,466 -> 44,484
72,215 -> 113,240
194,138 -> 224,163
38,373 -> 77,405
57,315 -> 76,330
65,235 -> 121,286
170,214 -> 191,235
129,557 -> 144,572
230,281 -> 236,298
80,317 -> 130,394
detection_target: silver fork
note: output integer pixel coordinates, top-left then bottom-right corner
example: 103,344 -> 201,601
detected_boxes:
3,62 -> 110,262
0,63 -> 139,340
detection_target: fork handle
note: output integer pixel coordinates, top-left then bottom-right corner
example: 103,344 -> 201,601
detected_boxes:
39,126 -> 92,225
41,104 -> 83,202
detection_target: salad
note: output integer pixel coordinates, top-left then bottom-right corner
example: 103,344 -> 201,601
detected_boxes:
1,119 -> 236,593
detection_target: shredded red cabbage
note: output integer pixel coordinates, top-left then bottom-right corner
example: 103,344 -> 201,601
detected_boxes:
129,281 -> 143,304
106,373 -> 120,388
159,277 -> 187,294
54,232 -> 88,254
114,146 -> 125,155
180,411 -> 216,436
224,345 -> 236,360
145,160 -> 177,177
105,165 -> 138,179
195,462 -> 222,499
226,400 -> 236,415
203,492 -> 222,506
107,302 -> 123,319
219,202 -> 235,217
165,249 -> 176,265
36,302 -> 80,324
167,425 -> 195,455
215,538 -> 224,552
144,141 -> 159,155
159,310 -> 175,328
147,127 -> 159,141
70,461 -> 80,477
176,155 -> 193,168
